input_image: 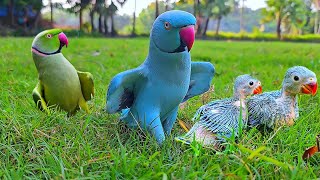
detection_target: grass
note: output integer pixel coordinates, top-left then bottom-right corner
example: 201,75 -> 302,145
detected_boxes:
1,37 -> 320,179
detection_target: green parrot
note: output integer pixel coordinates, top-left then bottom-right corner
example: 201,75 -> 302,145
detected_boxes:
31,29 -> 94,116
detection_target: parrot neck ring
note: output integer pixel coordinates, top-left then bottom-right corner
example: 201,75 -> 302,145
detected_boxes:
170,39 -> 187,53
32,43 -> 64,56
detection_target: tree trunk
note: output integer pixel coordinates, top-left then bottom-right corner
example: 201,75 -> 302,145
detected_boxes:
165,0 -> 170,11
215,16 -> 222,35
23,7 -> 28,34
276,13 -> 281,39
8,0 -> 14,26
193,0 -> 197,16
131,0 -> 136,36
196,0 -> 202,35
90,10 -> 95,32
197,0 -> 200,15
111,14 -> 116,36
315,10 -> 319,34
240,0 -> 244,32
98,13 -> 103,33
202,17 -> 210,36
104,14 -> 109,36
33,10 -> 41,31
155,0 -> 159,19
79,8 -> 83,31
49,0 -> 53,27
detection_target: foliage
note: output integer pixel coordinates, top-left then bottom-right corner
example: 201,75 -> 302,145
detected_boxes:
210,0 -> 236,19
1,37 -> 320,178
66,0 -> 91,14
203,31 -> 320,42
122,1 -> 166,35
262,0 -> 308,37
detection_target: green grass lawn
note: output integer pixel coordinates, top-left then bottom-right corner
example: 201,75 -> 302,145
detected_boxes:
1,37 -> 320,179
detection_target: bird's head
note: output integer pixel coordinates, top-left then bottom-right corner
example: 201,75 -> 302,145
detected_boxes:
282,66 -> 317,96
150,10 -> 196,53
234,74 -> 262,98
31,29 -> 68,57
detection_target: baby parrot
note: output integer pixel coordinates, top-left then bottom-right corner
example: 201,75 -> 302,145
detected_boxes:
105,10 -> 215,144
176,74 -> 262,148
31,29 -> 94,116
247,66 -> 317,129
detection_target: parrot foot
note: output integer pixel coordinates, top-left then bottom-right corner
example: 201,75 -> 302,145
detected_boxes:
79,97 -> 90,114
163,107 -> 179,136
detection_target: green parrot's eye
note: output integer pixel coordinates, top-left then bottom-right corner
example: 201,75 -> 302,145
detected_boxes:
46,34 -> 52,38
164,22 -> 171,30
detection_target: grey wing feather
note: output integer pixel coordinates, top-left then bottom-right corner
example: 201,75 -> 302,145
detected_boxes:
247,91 -> 281,128
193,98 -> 244,139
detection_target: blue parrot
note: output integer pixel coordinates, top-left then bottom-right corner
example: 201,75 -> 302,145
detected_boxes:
105,10 -> 215,144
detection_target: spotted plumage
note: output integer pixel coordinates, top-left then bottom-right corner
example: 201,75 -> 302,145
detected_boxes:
176,74 -> 262,147
247,66 -> 317,129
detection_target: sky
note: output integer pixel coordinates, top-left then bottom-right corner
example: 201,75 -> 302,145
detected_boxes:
43,0 -> 267,16
117,0 -> 267,15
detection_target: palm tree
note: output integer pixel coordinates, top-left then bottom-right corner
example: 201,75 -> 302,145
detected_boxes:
155,0 -> 159,19
314,0 -> 320,33
240,0 -> 246,31
132,0 -> 137,36
49,0 -> 53,27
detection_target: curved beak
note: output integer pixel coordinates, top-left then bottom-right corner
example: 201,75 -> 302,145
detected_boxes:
58,32 -> 68,48
301,82 -> 318,96
253,86 -> 263,95
179,25 -> 195,52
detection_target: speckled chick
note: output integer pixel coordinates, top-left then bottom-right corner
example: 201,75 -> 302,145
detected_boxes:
247,66 -> 317,129
176,74 -> 262,147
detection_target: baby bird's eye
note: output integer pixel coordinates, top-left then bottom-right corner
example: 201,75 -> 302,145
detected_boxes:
249,81 -> 254,86
46,34 -> 52,38
293,76 -> 300,81
164,22 -> 171,30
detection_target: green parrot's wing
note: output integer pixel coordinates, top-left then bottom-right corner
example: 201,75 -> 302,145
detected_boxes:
77,71 -> 94,101
183,62 -> 215,102
32,82 -> 49,113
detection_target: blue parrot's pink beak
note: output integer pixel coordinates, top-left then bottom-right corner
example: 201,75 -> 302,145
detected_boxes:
179,25 -> 195,52
58,32 -> 68,48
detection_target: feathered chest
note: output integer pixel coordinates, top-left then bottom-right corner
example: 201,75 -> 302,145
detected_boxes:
275,97 -> 296,126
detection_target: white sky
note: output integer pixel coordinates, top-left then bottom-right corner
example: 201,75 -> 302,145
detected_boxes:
117,0 -> 267,15
43,0 -> 267,16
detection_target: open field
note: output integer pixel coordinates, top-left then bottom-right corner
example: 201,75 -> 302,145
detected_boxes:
1,37 -> 320,179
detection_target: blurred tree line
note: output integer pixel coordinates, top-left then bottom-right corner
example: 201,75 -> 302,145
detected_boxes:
0,0 -> 319,39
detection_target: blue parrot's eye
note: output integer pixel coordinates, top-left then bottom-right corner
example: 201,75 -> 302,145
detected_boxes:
46,34 -> 52,38
249,81 -> 254,86
293,76 -> 299,81
164,22 -> 171,30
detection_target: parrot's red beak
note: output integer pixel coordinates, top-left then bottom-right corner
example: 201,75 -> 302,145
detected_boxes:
58,32 -> 68,48
301,82 -> 318,96
253,85 -> 263,95
179,25 -> 195,52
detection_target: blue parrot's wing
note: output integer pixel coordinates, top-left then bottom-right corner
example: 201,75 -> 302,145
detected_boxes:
183,62 -> 215,102
106,66 -> 146,113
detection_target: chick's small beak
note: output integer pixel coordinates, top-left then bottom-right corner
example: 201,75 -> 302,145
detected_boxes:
179,25 -> 195,52
58,32 -> 68,48
253,86 -> 263,95
301,82 -> 318,96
